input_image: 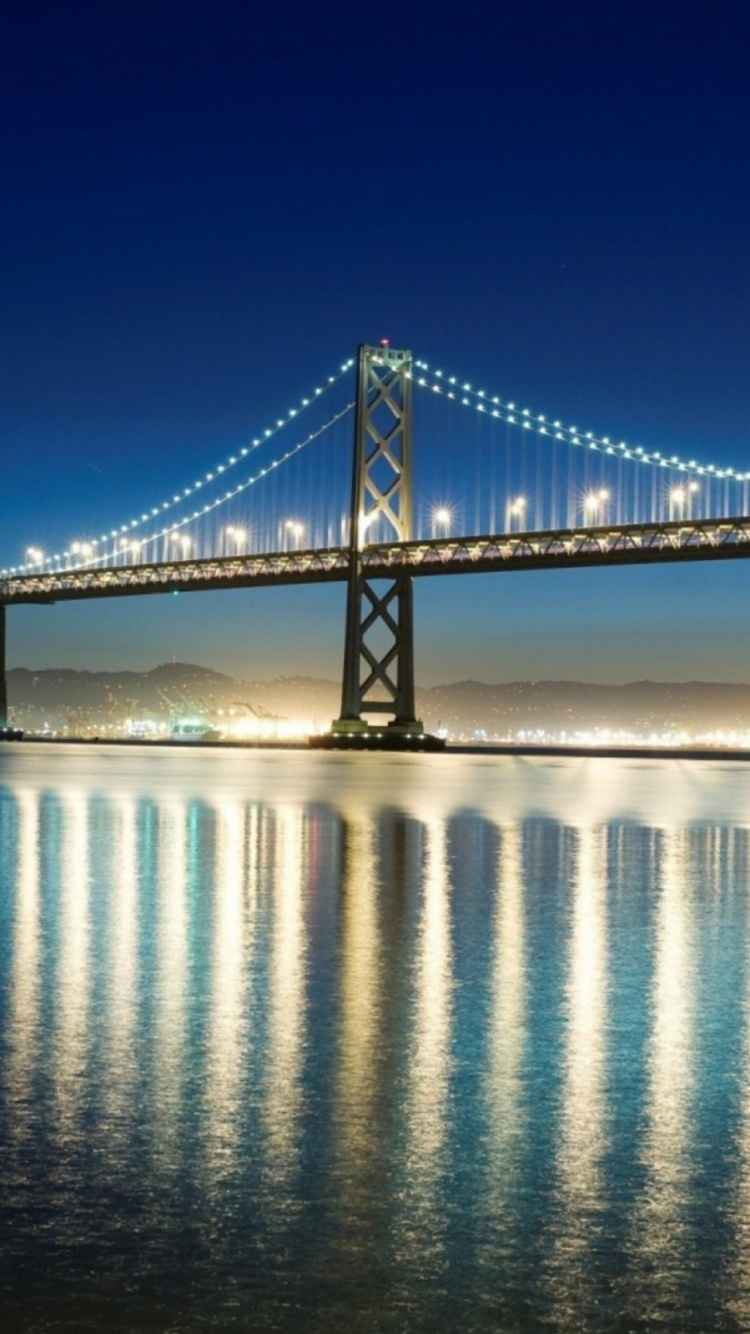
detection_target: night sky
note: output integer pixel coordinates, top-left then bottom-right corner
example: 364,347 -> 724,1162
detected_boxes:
3,0 -> 750,686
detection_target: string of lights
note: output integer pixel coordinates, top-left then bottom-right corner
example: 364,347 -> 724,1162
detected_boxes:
10,401 -> 354,575
13,351 -> 750,574
411,359 -> 749,485
10,359 -> 355,575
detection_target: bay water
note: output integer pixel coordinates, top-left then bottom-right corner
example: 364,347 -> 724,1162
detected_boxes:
1,744 -> 749,1331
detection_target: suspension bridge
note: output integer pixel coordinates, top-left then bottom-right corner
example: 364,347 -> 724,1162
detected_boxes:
2,343 -> 750,746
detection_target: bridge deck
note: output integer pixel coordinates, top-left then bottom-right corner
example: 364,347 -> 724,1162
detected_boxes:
3,516 -> 750,605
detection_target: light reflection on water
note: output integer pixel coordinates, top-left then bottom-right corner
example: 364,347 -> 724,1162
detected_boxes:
626,827 -> 696,1321
6,790 -> 41,1158
543,824 -> 610,1326
203,800 -> 249,1179
263,806 -> 307,1213
3,745 -> 750,1330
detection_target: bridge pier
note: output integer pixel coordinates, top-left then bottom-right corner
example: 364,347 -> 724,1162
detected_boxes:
0,604 -> 7,730
315,343 -> 443,751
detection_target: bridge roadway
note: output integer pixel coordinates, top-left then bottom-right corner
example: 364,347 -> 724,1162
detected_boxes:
4,514 -> 750,605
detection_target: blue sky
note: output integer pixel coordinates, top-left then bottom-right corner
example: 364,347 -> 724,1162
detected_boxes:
3,0 -> 750,684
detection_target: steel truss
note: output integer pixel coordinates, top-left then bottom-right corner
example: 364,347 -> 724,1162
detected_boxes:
4,516 -> 750,607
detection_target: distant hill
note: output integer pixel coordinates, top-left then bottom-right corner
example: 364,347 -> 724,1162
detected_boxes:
8,663 -> 750,738
423,678 -> 750,737
6,663 -> 340,733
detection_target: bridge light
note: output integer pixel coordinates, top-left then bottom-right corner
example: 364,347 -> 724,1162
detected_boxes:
432,506 -> 452,537
507,497 -> 527,531
583,492 -> 608,517
285,519 -> 305,548
358,511 -> 377,543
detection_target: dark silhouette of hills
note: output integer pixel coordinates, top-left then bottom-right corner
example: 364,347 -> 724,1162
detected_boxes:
8,662 -> 750,738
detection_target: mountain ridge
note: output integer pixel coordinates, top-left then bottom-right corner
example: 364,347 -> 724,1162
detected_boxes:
8,663 -> 750,737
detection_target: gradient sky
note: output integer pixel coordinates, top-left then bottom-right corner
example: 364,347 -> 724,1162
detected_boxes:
3,0 -> 750,685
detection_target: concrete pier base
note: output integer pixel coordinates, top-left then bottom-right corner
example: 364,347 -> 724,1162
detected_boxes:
310,719 -> 445,752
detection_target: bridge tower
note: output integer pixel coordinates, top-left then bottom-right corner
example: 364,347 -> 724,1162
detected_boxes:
318,343 -> 442,750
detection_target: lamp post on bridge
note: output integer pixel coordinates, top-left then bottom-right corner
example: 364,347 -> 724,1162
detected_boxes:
583,489 -> 610,523
431,507 -> 452,540
507,497 -> 527,532
669,482 -> 700,520
285,520 -> 305,550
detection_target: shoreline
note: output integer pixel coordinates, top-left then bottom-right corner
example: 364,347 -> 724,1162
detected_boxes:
3,735 -> 750,761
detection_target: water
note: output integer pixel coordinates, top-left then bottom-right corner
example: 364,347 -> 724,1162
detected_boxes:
1,745 -> 750,1332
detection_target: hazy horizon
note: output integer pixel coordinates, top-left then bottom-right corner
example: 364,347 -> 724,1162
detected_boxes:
10,658 -> 750,691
